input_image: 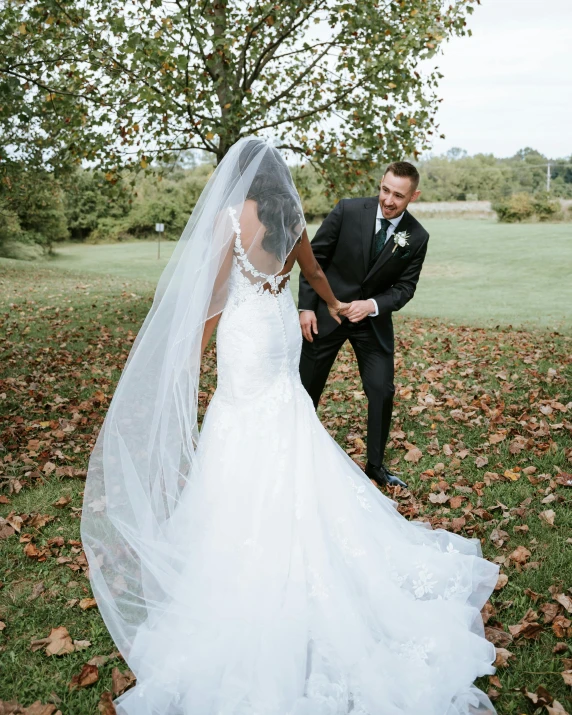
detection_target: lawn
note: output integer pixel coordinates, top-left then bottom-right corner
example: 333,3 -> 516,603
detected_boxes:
44,218 -> 572,330
0,233 -> 571,714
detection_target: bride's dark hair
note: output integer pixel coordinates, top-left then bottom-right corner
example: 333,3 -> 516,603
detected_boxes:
239,140 -> 303,258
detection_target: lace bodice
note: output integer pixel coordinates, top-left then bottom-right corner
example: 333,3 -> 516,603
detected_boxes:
227,206 -> 292,299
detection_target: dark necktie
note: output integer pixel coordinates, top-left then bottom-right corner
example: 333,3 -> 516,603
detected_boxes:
372,218 -> 392,260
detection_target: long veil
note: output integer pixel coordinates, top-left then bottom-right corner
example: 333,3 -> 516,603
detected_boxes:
80,137 -> 306,665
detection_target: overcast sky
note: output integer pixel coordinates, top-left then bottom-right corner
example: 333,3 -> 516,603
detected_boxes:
424,0 -> 572,159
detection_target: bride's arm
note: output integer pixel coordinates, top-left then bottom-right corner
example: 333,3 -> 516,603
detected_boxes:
296,229 -> 346,321
201,314 -> 221,356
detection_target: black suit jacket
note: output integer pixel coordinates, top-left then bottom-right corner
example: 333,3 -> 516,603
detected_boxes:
298,197 -> 429,352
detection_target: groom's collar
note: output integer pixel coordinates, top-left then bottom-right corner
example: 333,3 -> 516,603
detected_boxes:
375,202 -> 405,228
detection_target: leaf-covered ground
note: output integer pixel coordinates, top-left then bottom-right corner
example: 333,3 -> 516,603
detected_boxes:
0,260 -> 571,714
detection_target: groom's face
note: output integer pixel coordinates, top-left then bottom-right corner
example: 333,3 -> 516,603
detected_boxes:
378,172 -> 420,219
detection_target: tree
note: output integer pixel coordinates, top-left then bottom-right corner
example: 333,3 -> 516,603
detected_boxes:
1,0 -> 479,194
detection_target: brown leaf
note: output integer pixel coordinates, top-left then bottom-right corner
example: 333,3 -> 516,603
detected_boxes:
475,455 -> 488,468
490,528 -> 509,548
30,626 -> 74,656
494,647 -> 514,667
27,514 -> 54,529
481,601 -> 496,625
521,685 -> 553,706
555,473 -> 572,487
495,573 -> 508,590
23,703 -> 59,715
508,621 -> 543,639
552,615 -> 572,639
553,592 -> 572,613
404,447 -> 423,464
0,523 -> 15,539
547,702 -> 571,715
485,626 -> 513,647
540,603 -> 560,624
508,545 -> 531,565
5,512 -> 23,533
97,692 -> 117,715
428,491 -> 449,504
69,664 -> 99,690
561,670 -> 572,687
111,667 -> 136,697
24,543 -> 41,559
539,509 -> 555,527
52,495 -> 71,508
79,598 -> 97,611
72,640 -> 91,651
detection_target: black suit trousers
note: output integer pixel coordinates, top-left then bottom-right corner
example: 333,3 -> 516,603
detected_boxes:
299,318 -> 395,467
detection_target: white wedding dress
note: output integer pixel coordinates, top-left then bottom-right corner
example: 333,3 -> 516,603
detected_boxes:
113,209 -> 500,715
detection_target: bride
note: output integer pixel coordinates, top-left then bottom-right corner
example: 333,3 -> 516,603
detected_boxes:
81,138 -> 499,715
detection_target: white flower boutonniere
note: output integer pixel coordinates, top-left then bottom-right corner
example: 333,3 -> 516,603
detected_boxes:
392,231 -> 411,253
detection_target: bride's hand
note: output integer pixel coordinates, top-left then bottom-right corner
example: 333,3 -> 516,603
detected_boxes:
327,300 -> 348,324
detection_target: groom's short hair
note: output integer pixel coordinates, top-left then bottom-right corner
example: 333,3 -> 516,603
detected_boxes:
383,161 -> 420,192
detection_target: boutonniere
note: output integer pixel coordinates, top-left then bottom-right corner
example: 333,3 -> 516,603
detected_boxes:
392,231 -> 411,253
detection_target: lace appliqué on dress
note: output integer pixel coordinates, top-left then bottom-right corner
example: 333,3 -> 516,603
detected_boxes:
228,206 -> 291,297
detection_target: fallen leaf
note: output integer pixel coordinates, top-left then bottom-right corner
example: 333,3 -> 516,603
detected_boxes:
69,663 -> 99,690
485,626 -> 512,647
52,495 -> 71,508
97,691 -> 117,715
30,626 -> 74,656
73,639 -> 92,651
503,469 -> 520,481
494,647 -> 514,667
495,573 -> 508,590
428,491 -> 449,504
553,592 -> 572,614
539,509 -> 555,527
404,447 -> 423,463
111,667 -> 136,696
508,545 -> 531,565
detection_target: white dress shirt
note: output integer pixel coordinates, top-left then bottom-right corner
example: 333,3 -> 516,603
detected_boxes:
368,205 -> 405,316
299,204 -> 405,318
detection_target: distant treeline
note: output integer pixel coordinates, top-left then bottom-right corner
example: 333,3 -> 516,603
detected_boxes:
1,147 -> 570,259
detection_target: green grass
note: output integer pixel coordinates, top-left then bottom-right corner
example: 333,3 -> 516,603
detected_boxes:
1,237 -> 571,713
43,218 -> 572,331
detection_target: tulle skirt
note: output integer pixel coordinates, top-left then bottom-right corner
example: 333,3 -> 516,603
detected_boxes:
114,376 -> 499,715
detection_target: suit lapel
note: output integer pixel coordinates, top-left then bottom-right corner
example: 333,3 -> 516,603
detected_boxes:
363,209 -> 414,282
360,198 -> 378,274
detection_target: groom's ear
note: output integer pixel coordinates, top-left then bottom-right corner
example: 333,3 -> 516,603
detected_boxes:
410,189 -> 421,203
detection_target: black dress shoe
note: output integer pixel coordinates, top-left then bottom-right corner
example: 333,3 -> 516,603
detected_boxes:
365,462 -> 408,489
381,464 -> 408,489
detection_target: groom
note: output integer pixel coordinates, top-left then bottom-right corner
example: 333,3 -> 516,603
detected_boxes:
298,162 -> 429,489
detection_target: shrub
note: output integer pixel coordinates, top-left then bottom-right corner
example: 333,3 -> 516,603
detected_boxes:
493,193 -> 534,223
531,191 -> 561,222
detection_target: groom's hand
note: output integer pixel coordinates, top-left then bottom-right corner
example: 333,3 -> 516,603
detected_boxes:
342,300 -> 376,323
300,310 -> 318,342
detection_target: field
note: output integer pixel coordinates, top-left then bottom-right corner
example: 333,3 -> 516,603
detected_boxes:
0,218 -> 571,714
45,218 -> 572,330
